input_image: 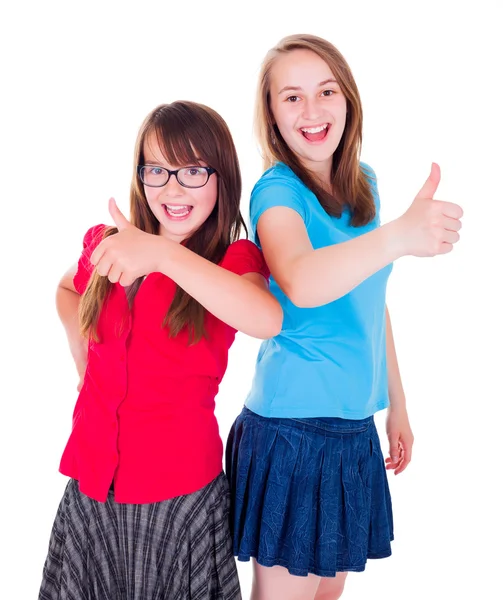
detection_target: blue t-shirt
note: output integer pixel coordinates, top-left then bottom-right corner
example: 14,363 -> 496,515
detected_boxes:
245,162 -> 393,419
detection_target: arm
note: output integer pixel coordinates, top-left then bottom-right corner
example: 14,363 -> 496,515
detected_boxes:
156,242 -> 282,339
56,264 -> 88,390
258,207 -> 402,307
256,164 -> 462,308
385,306 -> 414,475
385,306 -> 407,412
90,200 -> 283,339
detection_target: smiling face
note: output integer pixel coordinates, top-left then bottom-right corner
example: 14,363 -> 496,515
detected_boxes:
141,132 -> 218,243
268,48 -> 347,182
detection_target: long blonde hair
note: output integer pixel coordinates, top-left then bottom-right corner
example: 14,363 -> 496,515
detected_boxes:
255,34 -> 375,226
79,101 -> 246,343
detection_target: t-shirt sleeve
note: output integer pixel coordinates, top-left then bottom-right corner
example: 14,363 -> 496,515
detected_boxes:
360,162 -> 381,225
73,224 -> 107,295
219,239 -> 270,281
250,174 -> 307,247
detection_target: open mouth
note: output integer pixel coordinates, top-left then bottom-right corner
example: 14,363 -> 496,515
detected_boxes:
300,123 -> 330,143
163,204 -> 193,220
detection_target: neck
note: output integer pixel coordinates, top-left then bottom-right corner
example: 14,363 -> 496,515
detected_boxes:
300,157 -> 332,189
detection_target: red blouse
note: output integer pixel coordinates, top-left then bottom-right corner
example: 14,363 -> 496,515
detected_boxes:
59,225 -> 269,503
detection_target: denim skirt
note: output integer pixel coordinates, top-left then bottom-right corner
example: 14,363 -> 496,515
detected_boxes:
225,406 -> 393,577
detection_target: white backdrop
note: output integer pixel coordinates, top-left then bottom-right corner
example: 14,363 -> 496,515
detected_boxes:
1,1 -> 501,598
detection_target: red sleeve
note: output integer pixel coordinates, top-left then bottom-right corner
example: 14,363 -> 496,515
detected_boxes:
73,224 -> 107,295
219,239 -> 270,280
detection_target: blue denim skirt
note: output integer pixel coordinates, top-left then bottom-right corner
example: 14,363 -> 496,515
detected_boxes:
225,406 -> 393,577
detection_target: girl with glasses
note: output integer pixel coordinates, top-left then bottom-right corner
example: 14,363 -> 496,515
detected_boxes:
225,34 -> 463,600
38,100 -> 282,600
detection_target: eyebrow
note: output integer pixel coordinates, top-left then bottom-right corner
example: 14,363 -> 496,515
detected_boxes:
143,158 -> 205,167
278,78 -> 339,95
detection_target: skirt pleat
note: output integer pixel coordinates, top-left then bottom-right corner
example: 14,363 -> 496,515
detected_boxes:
225,407 -> 393,577
39,472 -> 241,600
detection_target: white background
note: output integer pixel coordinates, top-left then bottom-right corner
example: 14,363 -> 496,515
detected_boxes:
1,1 -> 502,598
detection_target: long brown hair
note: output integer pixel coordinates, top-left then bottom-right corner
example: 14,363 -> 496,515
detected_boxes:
255,34 -> 375,226
80,101 -> 246,343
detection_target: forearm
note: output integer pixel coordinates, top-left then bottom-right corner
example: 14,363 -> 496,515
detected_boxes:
385,307 -> 407,412
56,284 -> 87,367
158,241 -> 282,338
287,221 -> 404,308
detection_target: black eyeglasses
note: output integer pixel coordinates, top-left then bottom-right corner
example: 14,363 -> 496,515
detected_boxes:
137,165 -> 216,189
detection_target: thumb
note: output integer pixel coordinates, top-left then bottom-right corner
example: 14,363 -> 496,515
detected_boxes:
389,435 -> 400,462
415,162 -> 441,200
109,197 -> 131,231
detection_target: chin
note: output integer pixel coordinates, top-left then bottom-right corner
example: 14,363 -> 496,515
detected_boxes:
301,152 -> 335,167
167,221 -> 206,242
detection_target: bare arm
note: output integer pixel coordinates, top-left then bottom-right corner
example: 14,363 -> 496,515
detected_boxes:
256,164 -> 462,308
56,264 -> 88,388
385,306 -> 414,475
257,207 -> 402,307
91,199 -> 283,340
385,306 -> 407,412
156,241 -> 282,339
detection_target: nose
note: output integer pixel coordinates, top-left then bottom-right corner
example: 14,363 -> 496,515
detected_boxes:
163,174 -> 184,197
302,96 -> 322,121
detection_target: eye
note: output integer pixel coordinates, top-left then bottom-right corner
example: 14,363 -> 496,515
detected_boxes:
145,166 -> 165,175
178,167 -> 209,187
321,89 -> 335,97
286,95 -> 301,103
185,167 -> 206,177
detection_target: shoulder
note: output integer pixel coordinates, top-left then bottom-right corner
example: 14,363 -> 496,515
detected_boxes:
252,162 -> 307,196
359,161 -> 376,176
219,239 -> 269,279
73,224 -> 109,295
359,162 -> 377,186
250,163 -> 309,225
81,224 -> 108,251
359,162 -> 381,216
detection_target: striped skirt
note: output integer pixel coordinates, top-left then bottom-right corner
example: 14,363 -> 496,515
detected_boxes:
38,472 -> 241,600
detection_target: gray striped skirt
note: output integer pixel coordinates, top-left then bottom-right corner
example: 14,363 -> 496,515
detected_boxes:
38,472 -> 241,600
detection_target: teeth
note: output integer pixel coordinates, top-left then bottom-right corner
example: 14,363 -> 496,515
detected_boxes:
301,124 -> 328,134
166,205 -> 191,211
164,204 -> 192,217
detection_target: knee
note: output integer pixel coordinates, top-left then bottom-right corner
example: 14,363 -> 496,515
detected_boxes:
314,573 -> 347,600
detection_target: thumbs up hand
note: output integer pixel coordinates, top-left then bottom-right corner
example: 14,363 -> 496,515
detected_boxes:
90,198 -> 168,286
108,196 -> 132,232
394,164 -> 463,257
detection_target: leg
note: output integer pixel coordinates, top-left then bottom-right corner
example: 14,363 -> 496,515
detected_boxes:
251,559 -> 321,600
313,573 -> 348,600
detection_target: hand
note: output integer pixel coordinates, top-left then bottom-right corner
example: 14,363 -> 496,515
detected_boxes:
90,198 -> 167,286
395,163 -> 463,257
385,407 -> 414,475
